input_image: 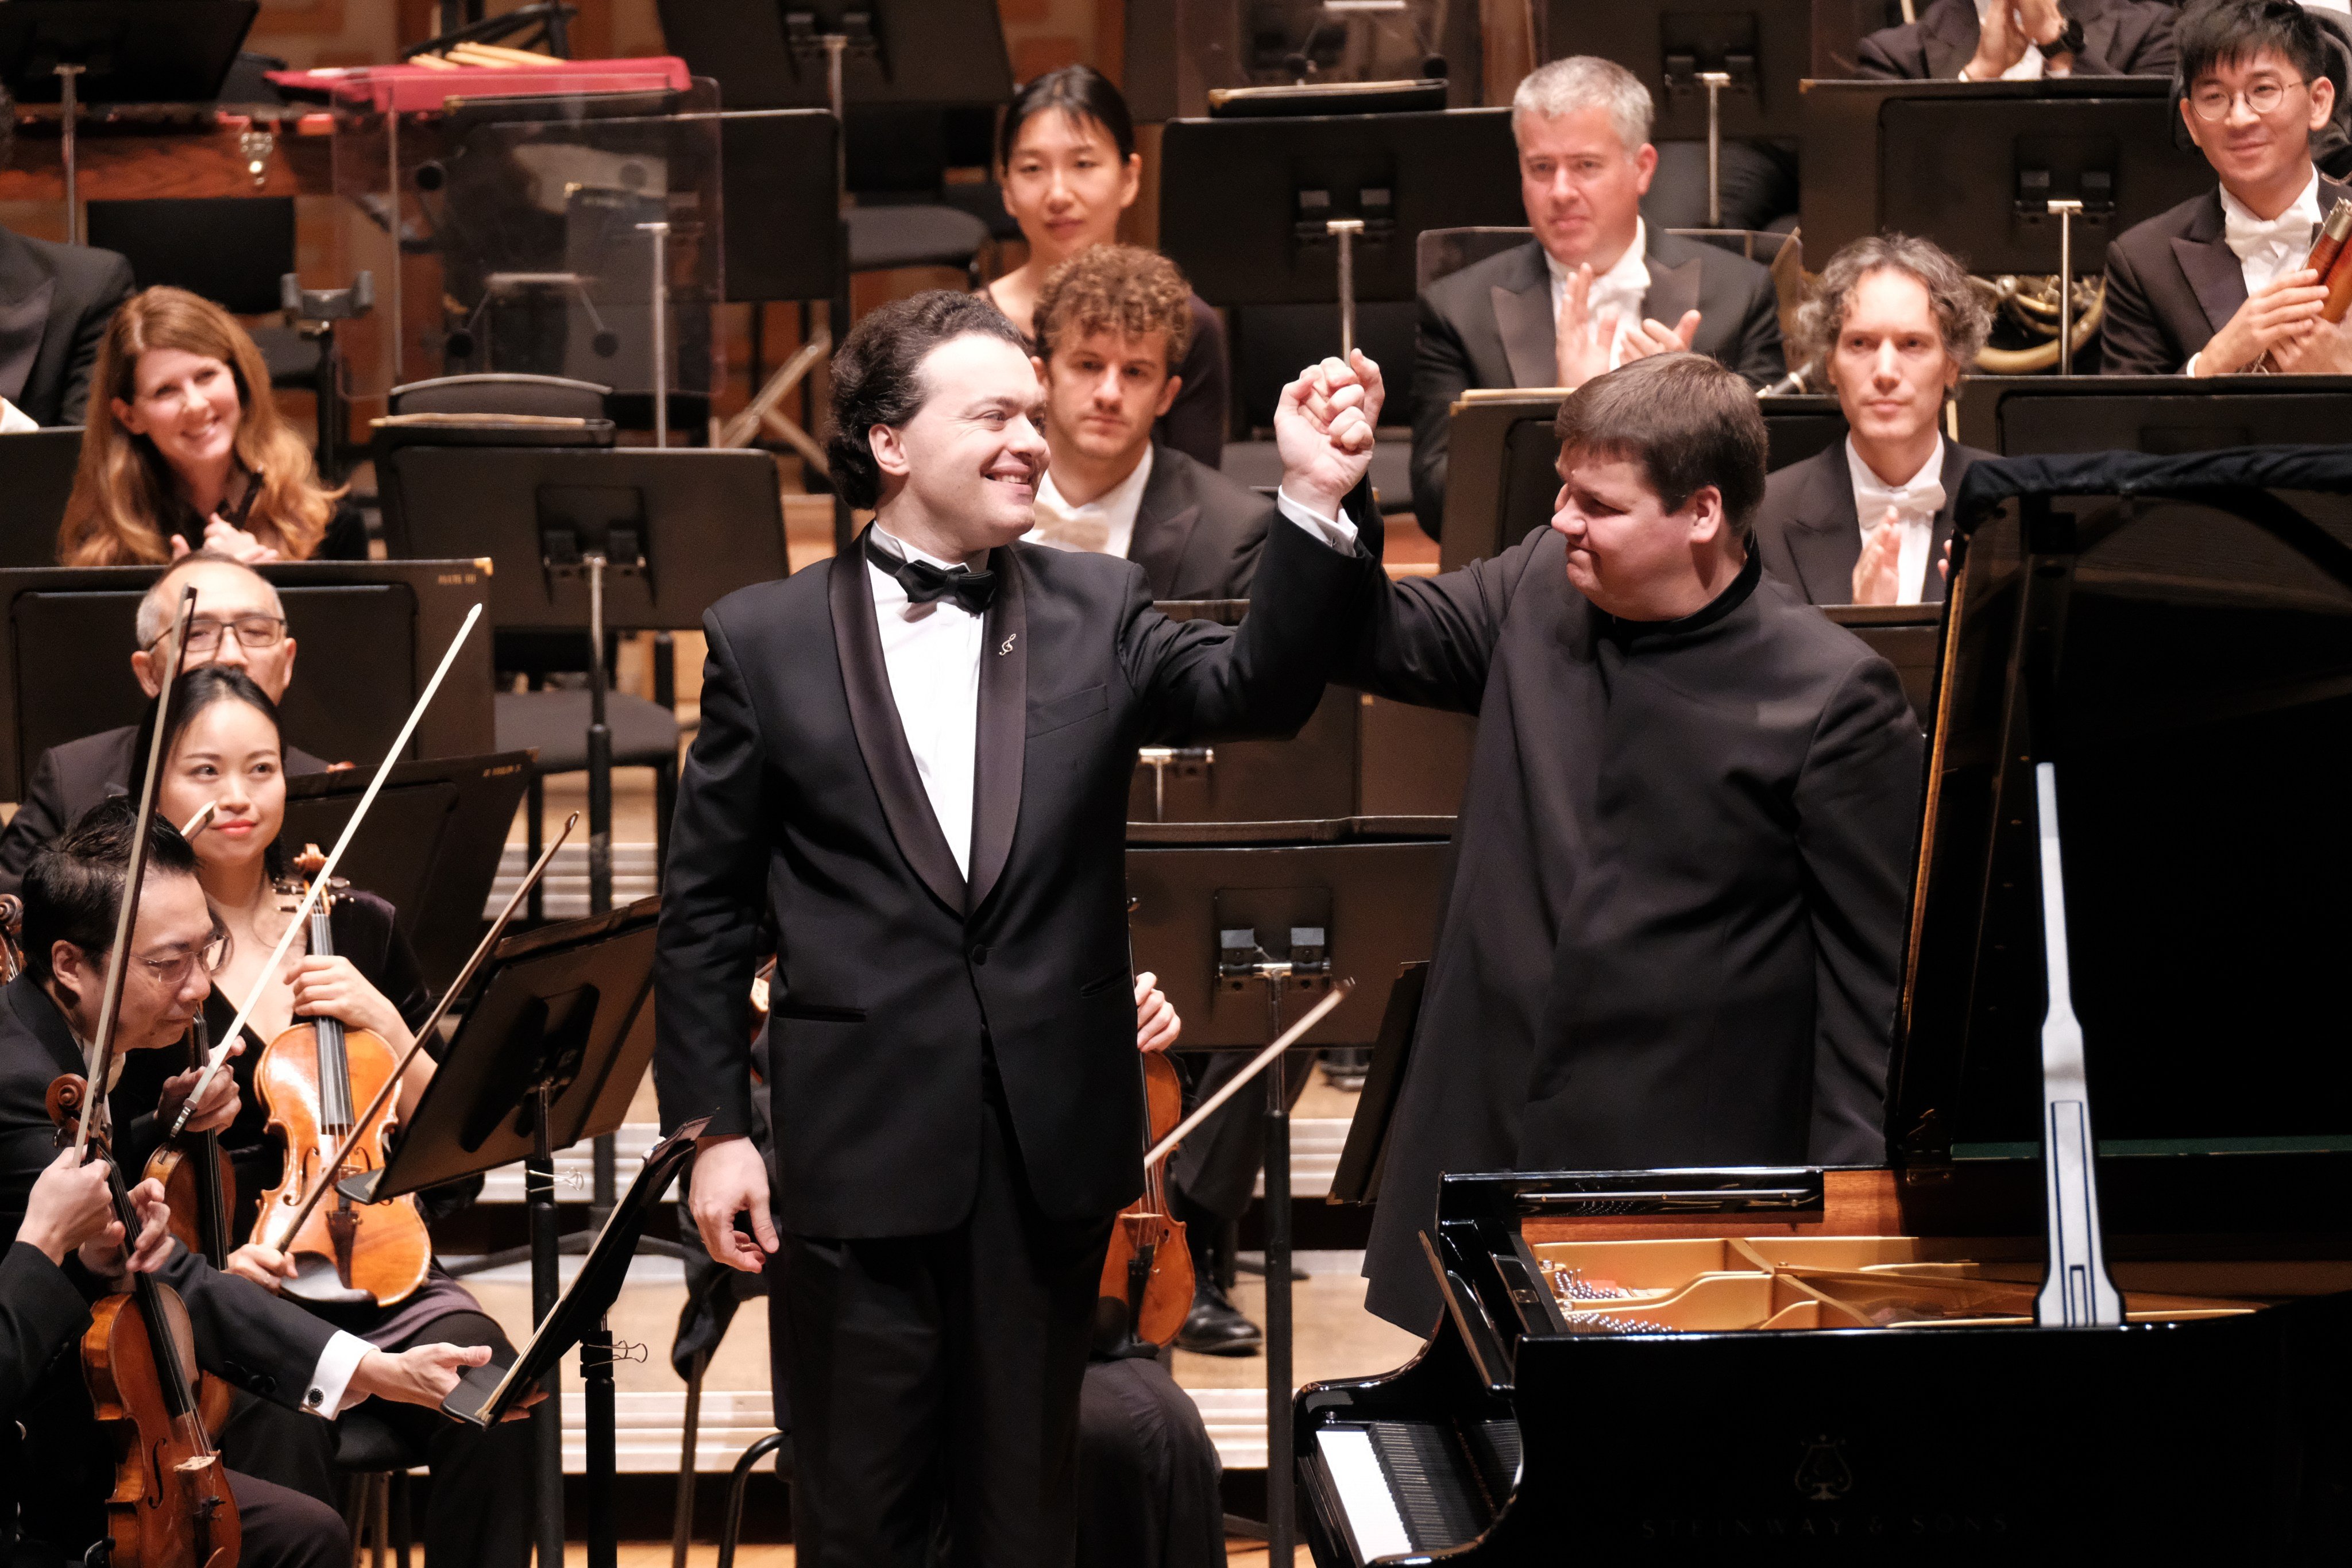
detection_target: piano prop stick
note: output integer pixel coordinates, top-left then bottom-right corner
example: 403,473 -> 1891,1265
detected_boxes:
2030,763 -> 2124,1329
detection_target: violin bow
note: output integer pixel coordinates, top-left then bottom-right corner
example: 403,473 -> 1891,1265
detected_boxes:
1142,978 -> 1352,1171
75,589 -> 198,1158
167,602 -> 484,1138
265,812 -> 578,1250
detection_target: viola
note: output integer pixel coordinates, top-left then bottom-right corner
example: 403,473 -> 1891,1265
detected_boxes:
138,1020 -> 238,1432
47,1073 -> 241,1568
1096,1050 -> 1195,1347
250,845 -> 430,1306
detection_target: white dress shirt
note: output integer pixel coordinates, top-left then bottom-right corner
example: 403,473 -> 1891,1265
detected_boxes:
1965,0 -> 2050,78
868,499 -> 1358,878
0,399 -> 36,434
1846,436 -> 1946,605
1025,445 -> 1154,559
2183,169 -> 2323,376
1546,221 -> 1651,371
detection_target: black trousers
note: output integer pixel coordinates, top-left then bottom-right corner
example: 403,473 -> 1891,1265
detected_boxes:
777,1095 -> 1111,1568
1075,1357 -> 1226,1568
6,1472 -> 345,1568
218,1309 -> 534,1568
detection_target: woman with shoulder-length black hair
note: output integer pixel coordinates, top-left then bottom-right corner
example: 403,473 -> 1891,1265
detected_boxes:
984,64 -> 1233,468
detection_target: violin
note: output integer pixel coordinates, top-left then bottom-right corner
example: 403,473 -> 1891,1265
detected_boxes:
1095,1051 -> 1195,1348
139,1019 -> 238,1431
250,844 -> 430,1306
47,1073 -> 241,1568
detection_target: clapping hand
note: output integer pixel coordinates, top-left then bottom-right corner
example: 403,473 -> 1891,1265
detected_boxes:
1275,350 -> 1384,518
168,516 -> 280,565
1620,311 -> 1702,364
1851,507 -> 1905,605
1554,265 -> 1619,389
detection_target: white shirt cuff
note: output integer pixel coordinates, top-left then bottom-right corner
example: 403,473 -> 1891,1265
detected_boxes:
304,1330 -> 372,1418
2183,352 -> 2203,377
1274,486 -> 1361,551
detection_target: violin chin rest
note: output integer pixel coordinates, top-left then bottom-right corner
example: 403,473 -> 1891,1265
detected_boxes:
280,1254 -> 377,1308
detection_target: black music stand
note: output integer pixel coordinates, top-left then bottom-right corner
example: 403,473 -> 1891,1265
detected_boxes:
1325,961 -> 1427,1206
1801,79 -> 2211,373
0,560 -> 496,801
1548,0 -> 1809,226
0,431 -> 82,566
0,2 -> 255,103
279,751 -> 535,992
654,0 -> 1013,109
352,897 -> 659,1568
1126,818 -> 1453,1565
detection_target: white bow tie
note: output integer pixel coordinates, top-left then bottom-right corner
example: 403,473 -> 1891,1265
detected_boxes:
2224,205 -> 2316,266
1856,473 -> 1945,526
1029,491 -> 1111,555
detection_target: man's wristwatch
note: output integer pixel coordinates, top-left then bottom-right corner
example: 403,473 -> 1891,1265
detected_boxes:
2045,12 -> 2086,57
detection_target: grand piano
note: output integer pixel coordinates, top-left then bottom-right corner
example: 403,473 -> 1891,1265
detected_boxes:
1296,449 -> 2352,1562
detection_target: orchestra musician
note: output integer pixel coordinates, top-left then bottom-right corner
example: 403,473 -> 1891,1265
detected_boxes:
1409,57 -> 1786,537
1754,234 -> 1996,606
2101,0 -> 2352,374
0,801 -> 501,1568
103,666 -> 534,1568
983,65 -> 1232,470
0,87 -> 136,431
1,1149 -> 174,1428
56,287 -> 368,567
655,289 -> 1381,1565
0,553 -> 333,894
1028,244 -> 1269,599
1336,353 -> 1922,1333
1856,0 -> 2178,80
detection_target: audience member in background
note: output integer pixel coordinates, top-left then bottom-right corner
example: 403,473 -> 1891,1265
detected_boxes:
0,553 -> 331,892
1410,57 -> 1786,537
2102,0 -> 2352,373
1858,0 -> 2178,80
0,87 -> 135,428
1030,245 -> 1269,598
56,287 -> 366,566
984,65 -> 1233,470
1755,235 -> 1995,606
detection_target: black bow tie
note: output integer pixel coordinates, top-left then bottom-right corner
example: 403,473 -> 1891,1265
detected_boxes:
865,533 -> 997,615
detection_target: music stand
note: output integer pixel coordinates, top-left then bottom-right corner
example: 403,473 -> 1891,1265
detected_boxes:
1801,79 -> 2211,372
1326,960 -> 1427,1205
0,2 -> 256,103
1126,817 -> 1454,1564
279,750 -> 535,992
0,559 -> 496,801
1438,389 -> 1845,568
352,896 -> 659,1568
0,432 -> 82,566
1547,0 -> 1810,225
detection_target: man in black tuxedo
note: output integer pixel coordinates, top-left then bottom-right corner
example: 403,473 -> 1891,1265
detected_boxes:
1028,244 -> 1270,598
0,91 -> 133,429
1857,0 -> 2176,80
0,553 -> 331,891
2102,0 -> 2352,374
1409,56 -> 1785,536
655,289 -> 1381,1566
1342,354 -> 1922,1333
0,804 -> 495,1568
1756,235 -> 1995,606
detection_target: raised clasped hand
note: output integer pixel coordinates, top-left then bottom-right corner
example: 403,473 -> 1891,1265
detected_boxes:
1275,349 -> 1384,518
168,515 -> 280,566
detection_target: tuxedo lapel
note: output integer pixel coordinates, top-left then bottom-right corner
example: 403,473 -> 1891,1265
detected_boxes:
1924,441 -> 1973,605
827,536 -> 968,916
2171,194 -> 2246,335
1787,446 -> 1863,605
0,265 -> 54,406
1127,455 -> 1200,597
1493,252 -> 1558,388
1641,247 -> 1703,332
1920,0 -> 1978,79
967,547 -> 1026,915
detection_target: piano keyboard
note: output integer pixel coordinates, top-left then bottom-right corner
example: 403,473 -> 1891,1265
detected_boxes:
1311,1419 -> 1521,1563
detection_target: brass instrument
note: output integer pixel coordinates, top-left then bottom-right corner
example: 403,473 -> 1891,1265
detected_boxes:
1971,272 -> 2107,374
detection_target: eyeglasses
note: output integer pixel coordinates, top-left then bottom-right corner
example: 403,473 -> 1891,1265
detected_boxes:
150,615 -> 287,658
134,930 -> 230,989
2188,77 -> 2305,121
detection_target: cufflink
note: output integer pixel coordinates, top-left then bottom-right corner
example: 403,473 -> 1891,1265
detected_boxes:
304,1388 -> 324,1409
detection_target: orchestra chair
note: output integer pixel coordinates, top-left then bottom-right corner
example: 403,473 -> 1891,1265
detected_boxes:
81,198 -> 366,478
333,1409 -> 422,1568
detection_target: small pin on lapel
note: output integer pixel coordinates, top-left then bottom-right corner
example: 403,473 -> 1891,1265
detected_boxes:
999,634 -> 1017,656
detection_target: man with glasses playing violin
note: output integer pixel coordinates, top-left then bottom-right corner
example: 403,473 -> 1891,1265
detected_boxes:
2101,0 -> 2352,373
0,801 -> 499,1568
0,551 -> 333,892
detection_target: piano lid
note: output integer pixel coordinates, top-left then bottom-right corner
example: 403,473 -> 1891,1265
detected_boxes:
1892,447 -> 2352,1169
